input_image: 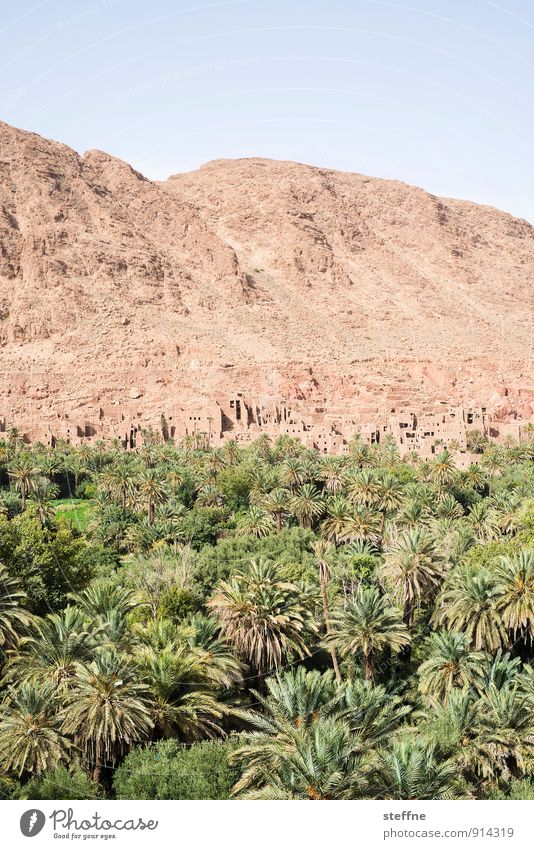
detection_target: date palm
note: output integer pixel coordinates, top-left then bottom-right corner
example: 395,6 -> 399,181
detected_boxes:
375,473 -> 403,533
8,456 -> 39,508
319,456 -> 346,493
380,528 -> 443,630
236,505 -> 275,538
433,493 -> 464,521
474,685 -> 534,781
27,477 -> 59,526
0,565 -> 33,652
0,682 -> 70,777
434,566 -> 506,651
4,606 -> 98,690
347,436 -> 372,467
370,737 -> 460,799
61,649 -> 154,783
236,667 -> 340,734
321,495 -> 351,545
330,585 -> 409,680
99,460 -> 137,513
261,487 -> 290,534
233,716 -> 371,799
417,631 -> 484,701
136,643 -> 227,741
278,457 -> 308,491
290,483 -> 324,529
196,482 -> 224,508
467,500 -> 499,542
208,559 -> 318,674
494,550 -> 534,643
346,469 -> 381,507
185,614 -> 243,690
232,671 -> 408,799
481,449 -> 505,494
429,449 -> 456,493
137,467 -> 167,524
340,504 -> 382,545
462,463 -> 487,492
312,541 -> 341,681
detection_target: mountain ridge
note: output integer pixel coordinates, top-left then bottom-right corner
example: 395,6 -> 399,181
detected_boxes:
0,120 -> 532,435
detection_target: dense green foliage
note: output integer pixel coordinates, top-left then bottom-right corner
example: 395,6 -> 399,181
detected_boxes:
0,429 -> 532,799
113,739 -> 239,799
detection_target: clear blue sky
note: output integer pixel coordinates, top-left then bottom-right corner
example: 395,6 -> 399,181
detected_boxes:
1,0 -> 533,221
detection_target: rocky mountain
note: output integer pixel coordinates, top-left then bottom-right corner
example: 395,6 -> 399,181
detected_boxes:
0,120 -> 532,431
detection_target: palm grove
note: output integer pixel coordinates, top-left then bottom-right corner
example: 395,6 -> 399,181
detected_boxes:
0,425 -> 533,800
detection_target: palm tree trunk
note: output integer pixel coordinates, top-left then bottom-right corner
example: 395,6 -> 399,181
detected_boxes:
364,649 -> 374,681
275,512 -> 282,534
92,760 -> 102,784
320,580 -> 341,682
401,597 -> 413,662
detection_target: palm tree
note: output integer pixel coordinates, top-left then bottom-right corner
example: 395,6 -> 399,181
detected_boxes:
375,473 -> 403,533
223,439 -> 241,465
231,669 -> 409,799
196,483 -> 224,508
208,559 -> 318,674
432,493 -> 464,521
347,435 -> 372,467
61,650 -> 153,783
481,449 -> 505,494
278,457 -> 307,491
233,716 -> 370,799
494,550 -> 534,643
27,477 -> 59,526
434,566 -> 506,651
236,667 -> 339,733
0,565 -> 33,651
321,495 -> 351,545
475,685 -> 534,781
319,456 -> 346,493
341,504 -> 382,545
312,541 -> 341,681
135,641 -> 227,741
185,614 -> 243,689
330,585 -> 409,680
72,580 -> 141,620
462,463 -> 487,492
236,505 -> 275,538
290,483 -> 324,529
490,492 -> 520,536
261,488 -> 290,534
380,528 -> 443,630
467,500 -> 499,542
346,469 -> 381,506
370,737 -> 460,799
99,460 -> 137,513
417,631 -> 484,701
137,468 -> 167,524
396,497 -> 429,529
5,606 -> 97,690
429,449 -> 456,493
0,682 -> 70,777
8,456 -> 39,508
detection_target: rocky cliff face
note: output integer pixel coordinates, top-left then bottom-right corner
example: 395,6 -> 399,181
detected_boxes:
0,120 -> 532,430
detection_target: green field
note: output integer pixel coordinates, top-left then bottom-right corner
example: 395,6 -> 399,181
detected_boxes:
53,498 -> 92,532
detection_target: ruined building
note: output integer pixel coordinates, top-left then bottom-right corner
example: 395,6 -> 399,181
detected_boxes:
1,390 -> 532,465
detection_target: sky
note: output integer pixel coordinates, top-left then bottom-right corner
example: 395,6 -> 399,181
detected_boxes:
1,0 -> 533,221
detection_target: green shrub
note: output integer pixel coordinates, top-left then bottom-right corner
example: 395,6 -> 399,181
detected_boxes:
113,739 -> 240,800
20,766 -> 99,800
